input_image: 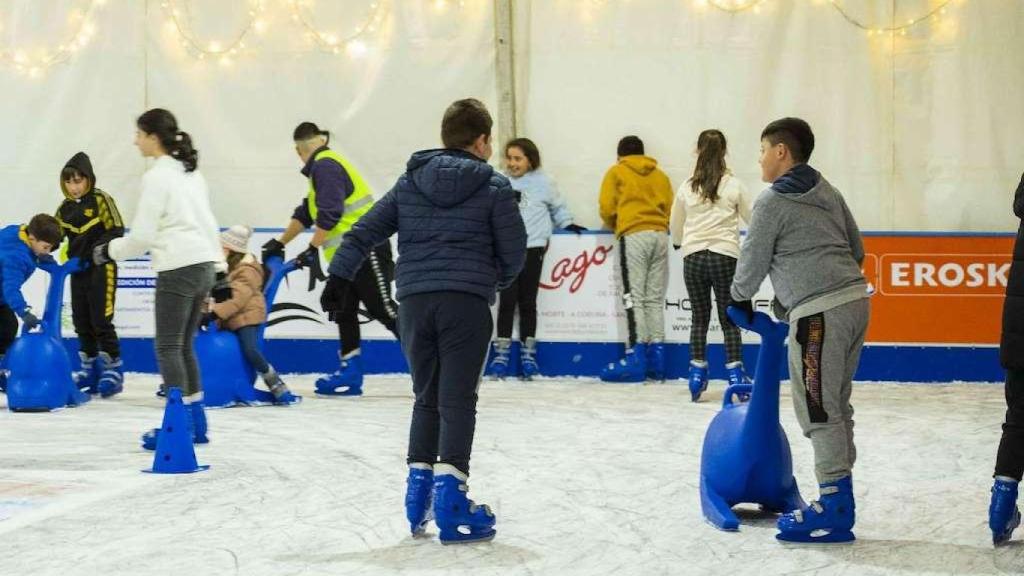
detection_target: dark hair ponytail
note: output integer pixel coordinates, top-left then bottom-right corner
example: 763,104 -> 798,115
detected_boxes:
137,108 -> 199,172
689,129 -> 728,203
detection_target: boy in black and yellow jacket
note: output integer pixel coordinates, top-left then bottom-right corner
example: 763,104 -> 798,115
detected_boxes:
56,152 -> 125,397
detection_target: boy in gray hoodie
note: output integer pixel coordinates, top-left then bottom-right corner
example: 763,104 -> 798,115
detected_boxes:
730,117 -> 869,543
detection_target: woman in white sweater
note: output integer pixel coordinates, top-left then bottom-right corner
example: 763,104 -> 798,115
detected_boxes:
92,108 -> 228,449
669,129 -> 751,402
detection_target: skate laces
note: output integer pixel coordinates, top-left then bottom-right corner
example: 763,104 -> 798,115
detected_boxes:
458,482 -> 493,516
790,501 -> 824,524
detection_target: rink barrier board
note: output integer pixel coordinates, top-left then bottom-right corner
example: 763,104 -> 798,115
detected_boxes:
61,338 -> 1005,383
34,228 -> 1015,383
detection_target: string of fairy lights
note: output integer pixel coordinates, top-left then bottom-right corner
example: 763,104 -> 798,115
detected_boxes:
0,0 -> 967,77
700,0 -> 959,35
0,0 -> 105,77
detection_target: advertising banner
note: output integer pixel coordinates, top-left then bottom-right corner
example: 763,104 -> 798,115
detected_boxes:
22,232 -> 1012,347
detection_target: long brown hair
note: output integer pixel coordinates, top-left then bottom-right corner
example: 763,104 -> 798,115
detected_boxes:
689,129 -> 728,203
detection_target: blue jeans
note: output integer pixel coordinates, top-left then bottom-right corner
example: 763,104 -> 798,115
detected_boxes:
235,325 -> 270,374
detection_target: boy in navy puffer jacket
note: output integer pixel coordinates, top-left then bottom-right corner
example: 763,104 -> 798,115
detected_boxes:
323,98 -> 526,544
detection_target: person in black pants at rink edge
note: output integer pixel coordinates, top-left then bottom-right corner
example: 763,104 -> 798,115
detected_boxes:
990,171 -> 1024,546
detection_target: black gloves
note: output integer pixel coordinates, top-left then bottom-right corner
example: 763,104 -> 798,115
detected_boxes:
92,243 -> 111,265
563,223 -> 587,234
212,272 -> 232,303
729,299 -> 755,325
20,310 -> 40,330
296,244 -> 319,268
320,275 -> 351,320
261,238 -> 285,263
297,244 -> 327,290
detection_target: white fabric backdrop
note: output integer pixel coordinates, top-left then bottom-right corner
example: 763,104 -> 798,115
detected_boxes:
514,0 -> 1024,232
0,0 -> 1021,233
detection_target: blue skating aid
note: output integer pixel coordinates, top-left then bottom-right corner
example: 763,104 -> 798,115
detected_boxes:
776,476 -> 855,544
405,464 -> 434,536
990,477 -> 1021,546
698,308 -> 804,531
195,256 -> 301,408
315,353 -> 364,396
144,388 -> 209,474
432,464 -> 496,544
6,258 -> 90,412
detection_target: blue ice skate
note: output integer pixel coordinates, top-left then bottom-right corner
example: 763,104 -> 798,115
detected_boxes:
646,343 -> 666,381
142,399 -> 209,450
405,464 -> 434,536
521,338 -> 539,381
776,476 -> 855,543
725,361 -> 752,402
990,477 -> 1021,546
74,352 -> 100,394
433,464 -> 496,544
262,369 -> 301,406
315,352 -> 364,396
97,352 -> 124,398
688,360 -> 708,402
600,343 -> 646,383
488,339 -> 511,379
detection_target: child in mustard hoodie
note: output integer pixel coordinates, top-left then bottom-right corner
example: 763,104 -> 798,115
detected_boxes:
598,135 -> 673,382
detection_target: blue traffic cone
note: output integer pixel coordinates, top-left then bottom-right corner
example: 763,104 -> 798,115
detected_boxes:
144,388 -> 210,474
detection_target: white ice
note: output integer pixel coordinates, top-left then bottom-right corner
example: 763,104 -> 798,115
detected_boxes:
1,375 -> 1023,576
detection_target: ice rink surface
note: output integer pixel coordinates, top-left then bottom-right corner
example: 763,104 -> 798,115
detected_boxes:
2,374 -> 1023,576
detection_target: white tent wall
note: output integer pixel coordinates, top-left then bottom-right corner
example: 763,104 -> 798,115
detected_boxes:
514,0 -> 1023,233
0,1 -> 1021,233
0,0 -> 497,227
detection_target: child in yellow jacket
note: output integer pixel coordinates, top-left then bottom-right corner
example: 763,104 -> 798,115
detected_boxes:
598,135 -> 673,382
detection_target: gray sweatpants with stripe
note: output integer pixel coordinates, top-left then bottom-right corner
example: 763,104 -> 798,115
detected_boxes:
788,298 -> 870,484
615,230 -> 669,346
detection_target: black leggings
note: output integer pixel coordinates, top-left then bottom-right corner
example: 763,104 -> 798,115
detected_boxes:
996,368 -> 1024,480
336,244 -> 399,356
496,247 -> 546,340
683,250 -> 743,364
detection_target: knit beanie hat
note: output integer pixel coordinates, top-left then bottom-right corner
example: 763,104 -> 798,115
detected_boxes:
220,225 -> 253,254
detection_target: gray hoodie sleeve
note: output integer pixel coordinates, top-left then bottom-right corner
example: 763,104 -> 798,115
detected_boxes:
839,194 -> 865,265
731,192 -> 780,301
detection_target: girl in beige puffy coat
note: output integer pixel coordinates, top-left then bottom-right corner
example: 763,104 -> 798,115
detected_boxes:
208,225 -> 294,402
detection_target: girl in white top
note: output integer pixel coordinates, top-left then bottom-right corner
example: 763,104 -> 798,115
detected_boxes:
669,129 -> 751,402
92,108 -> 228,450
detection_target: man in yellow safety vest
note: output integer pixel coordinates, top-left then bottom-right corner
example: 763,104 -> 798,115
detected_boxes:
262,122 -> 398,396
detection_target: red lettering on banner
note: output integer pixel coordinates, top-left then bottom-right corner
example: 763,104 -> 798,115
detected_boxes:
540,245 -> 613,293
